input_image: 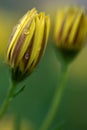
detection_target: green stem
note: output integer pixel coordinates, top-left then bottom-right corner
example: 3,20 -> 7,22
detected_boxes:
40,64 -> 69,130
0,80 -> 17,119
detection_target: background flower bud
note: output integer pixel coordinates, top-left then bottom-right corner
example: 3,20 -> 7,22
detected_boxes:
54,7 -> 87,51
7,8 -> 50,82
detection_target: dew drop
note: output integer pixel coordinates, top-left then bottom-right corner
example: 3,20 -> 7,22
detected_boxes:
24,52 -> 30,60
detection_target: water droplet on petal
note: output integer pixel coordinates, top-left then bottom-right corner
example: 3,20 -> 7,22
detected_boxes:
25,52 -> 30,60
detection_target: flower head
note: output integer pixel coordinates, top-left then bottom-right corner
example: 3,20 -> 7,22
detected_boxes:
54,7 -> 87,51
7,8 -> 50,82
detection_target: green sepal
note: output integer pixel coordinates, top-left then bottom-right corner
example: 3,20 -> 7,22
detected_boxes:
11,67 -> 30,83
53,44 -> 79,66
13,84 -> 26,98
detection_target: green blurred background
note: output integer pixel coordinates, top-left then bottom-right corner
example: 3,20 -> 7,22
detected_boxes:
0,0 -> 87,130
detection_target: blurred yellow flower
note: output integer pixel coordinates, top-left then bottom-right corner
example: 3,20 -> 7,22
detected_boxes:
54,7 -> 87,51
7,8 -> 50,82
0,116 -> 35,130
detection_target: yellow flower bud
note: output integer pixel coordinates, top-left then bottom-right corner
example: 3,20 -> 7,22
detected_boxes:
54,7 -> 87,51
6,8 -> 50,82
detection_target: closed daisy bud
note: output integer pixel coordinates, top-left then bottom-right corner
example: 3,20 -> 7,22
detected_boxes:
6,8 -> 50,82
54,7 -> 87,51
53,7 -> 87,64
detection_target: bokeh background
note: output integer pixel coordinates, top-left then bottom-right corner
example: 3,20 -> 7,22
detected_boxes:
0,0 -> 87,130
